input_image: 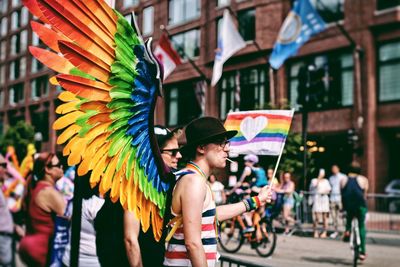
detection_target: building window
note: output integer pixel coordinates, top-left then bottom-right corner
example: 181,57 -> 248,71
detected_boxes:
377,0 -> 400,10
12,0 -> 21,8
142,6 -> 154,35
9,57 -> 26,80
21,7 -> 29,26
168,0 -> 200,26
11,10 -> 21,30
31,76 -> 49,100
379,41 -> 400,102
311,0 -> 344,23
217,0 -> 230,7
0,89 -> 4,107
238,9 -> 255,41
10,32 -> 26,55
122,0 -> 139,9
171,29 -> 200,59
0,0 -> 8,15
288,51 -> 354,111
0,41 -> 6,61
9,83 -> 24,105
166,81 -> 202,126
0,65 -> 5,84
219,67 -> 268,119
31,58 -> 44,73
1,17 -> 7,37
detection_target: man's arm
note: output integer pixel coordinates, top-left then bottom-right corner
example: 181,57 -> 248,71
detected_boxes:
124,211 -> 143,267
181,174 -> 207,267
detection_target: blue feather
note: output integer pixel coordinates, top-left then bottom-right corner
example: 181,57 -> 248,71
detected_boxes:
131,129 -> 148,146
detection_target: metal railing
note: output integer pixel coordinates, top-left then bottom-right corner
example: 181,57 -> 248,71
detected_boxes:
218,255 -> 269,267
295,191 -> 400,233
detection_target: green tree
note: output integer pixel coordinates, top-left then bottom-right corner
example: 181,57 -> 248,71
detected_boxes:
0,121 -> 35,162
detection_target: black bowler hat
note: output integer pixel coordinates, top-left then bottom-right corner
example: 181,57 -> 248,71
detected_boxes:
181,117 -> 237,154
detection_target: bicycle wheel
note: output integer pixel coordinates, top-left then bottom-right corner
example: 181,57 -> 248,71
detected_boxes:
255,221 -> 277,257
219,219 -> 244,253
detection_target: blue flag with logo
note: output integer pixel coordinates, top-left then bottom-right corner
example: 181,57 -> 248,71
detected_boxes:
269,0 -> 326,69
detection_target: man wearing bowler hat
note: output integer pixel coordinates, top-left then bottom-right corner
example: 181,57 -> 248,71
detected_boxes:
164,117 -> 272,267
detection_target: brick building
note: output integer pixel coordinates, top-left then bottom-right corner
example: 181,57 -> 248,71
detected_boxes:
1,0 -> 400,193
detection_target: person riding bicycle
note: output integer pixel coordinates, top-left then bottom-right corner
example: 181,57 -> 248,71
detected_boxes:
341,161 -> 368,261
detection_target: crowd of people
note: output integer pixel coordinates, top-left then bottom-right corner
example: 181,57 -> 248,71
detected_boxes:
0,116 -> 370,266
0,117 -> 273,267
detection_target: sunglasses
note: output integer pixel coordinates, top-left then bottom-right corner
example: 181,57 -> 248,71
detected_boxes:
161,148 -> 180,157
0,163 -> 7,168
47,162 -> 63,169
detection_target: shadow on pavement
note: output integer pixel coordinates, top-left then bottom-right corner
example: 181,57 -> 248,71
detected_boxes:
301,256 -> 353,266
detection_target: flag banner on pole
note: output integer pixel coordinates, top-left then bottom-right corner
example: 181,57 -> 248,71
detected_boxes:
194,80 -> 207,115
154,34 -> 182,80
211,9 -> 246,86
269,0 -> 326,69
224,110 -> 294,155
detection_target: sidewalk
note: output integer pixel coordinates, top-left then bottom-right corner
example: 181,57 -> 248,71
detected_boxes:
219,231 -> 400,267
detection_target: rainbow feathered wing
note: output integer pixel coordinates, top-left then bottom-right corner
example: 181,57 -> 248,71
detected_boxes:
23,0 -> 169,240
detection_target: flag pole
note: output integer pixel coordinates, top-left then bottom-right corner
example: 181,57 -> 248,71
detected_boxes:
269,109 -> 295,189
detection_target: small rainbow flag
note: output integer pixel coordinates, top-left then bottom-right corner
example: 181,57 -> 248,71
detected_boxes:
224,110 -> 294,155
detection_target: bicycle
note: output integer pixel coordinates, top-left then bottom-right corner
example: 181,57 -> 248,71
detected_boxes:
349,217 -> 361,267
219,210 -> 277,257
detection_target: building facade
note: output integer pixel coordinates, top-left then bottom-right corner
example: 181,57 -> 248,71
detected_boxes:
1,0 -> 400,193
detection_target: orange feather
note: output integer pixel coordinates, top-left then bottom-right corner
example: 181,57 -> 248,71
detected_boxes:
59,41 -> 111,83
36,0 -> 114,65
140,198 -> 151,232
22,0 -> 49,23
56,74 -> 111,102
80,101 -> 111,113
55,101 -> 79,114
85,0 -> 117,34
57,124 -> 81,144
53,0 -> 115,46
58,91 -> 78,102
53,110 -> 84,130
31,21 -> 69,52
29,46 -> 74,74
87,113 -> 112,125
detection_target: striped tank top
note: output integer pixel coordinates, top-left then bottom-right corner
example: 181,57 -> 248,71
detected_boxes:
163,190 -> 218,266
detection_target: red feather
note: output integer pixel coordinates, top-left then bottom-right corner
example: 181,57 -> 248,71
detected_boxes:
58,40 -> 110,84
29,46 -> 74,74
31,21 -> 70,52
36,0 -> 114,65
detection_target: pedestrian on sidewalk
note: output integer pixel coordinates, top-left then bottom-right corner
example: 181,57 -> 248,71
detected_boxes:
310,168 -> 331,238
328,164 -> 346,238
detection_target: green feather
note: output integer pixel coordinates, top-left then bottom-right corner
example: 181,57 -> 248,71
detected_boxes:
107,99 -> 132,110
126,150 -> 136,180
109,87 -> 131,99
69,67 -> 96,80
116,138 -> 133,171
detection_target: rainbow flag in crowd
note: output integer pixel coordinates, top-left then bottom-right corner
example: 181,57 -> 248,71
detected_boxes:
224,110 -> 294,155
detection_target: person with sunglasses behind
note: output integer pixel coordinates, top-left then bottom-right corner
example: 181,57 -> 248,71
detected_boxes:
19,153 -> 65,267
99,126 -> 182,267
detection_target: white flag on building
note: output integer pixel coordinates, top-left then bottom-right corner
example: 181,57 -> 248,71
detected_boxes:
153,34 -> 182,80
211,9 -> 246,86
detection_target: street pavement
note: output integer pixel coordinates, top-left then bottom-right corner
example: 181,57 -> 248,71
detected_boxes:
218,232 -> 400,267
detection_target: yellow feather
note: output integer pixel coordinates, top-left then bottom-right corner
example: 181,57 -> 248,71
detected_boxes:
101,155 -> 119,193
55,101 -> 79,115
53,110 -> 84,130
152,206 -> 163,241
78,134 -> 108,176
85,122 -> 111,141
49,76 -> 59,85
91,151 -> 108,190
119,172 -> 128,207
58,91 -> 77,102
140,198 -> 151,232
68,137 -> 86,165
57,124 -> 81,145
110,168 -> 122,201
63,134 -> 80,156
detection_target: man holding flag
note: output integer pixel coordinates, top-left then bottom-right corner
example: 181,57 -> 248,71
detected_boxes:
269,0 -> 326,69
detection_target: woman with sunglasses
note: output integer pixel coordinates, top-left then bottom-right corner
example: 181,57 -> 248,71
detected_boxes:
19,152 -> 65,267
